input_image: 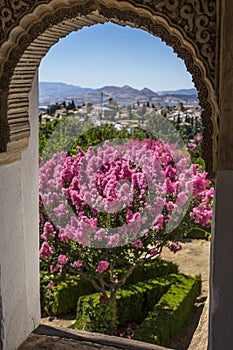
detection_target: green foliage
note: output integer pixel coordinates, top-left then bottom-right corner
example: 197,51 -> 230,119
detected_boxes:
189,143 -> 205,171
67,100 -> 76,110
53,278 -> 94,315
41,259 -> 178,316
118,278 -> 173,326
39,115 -> 207,338
75,294 -> 117,334
172,116 -> 202,145
39,117 -> 95,158
68,123 -> 130,154
39,117 -> 158,159
39,113 -> 204,165
186,227 -> 211,241
74,277 -> 173,332
47,102 -> 61,116
125,259 -> 178,285
134,274 -> 201,347
73,272 -> 201,345
39,118 -> 61,156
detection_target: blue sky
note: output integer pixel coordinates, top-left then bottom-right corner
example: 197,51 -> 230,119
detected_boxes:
39,22 -> 194,92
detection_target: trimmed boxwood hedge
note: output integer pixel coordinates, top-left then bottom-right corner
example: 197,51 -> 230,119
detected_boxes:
74,277 -> 174,331
49,277 -> 94,315
73,273 -> 201,346
125,259 -> 178,285
134,273 -> 201,347
42,259 -> 178,315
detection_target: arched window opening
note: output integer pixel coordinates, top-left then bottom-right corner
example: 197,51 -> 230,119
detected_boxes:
0,2 -> 218,349
38,22 -> 211,349
0,2 -> 218,177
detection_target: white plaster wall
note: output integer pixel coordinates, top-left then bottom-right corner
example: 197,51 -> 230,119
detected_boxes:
0,73 -> 40,350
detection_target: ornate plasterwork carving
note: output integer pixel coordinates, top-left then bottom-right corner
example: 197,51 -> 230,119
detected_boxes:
0,0 -> 217,86
101,0 -> 216,90
140,0 -> 216,81
0,0 -> 218,176
0,0 -> 47,39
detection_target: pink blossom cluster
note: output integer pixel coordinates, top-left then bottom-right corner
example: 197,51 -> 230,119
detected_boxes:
39,137 -> 214,281
55,139 -> 194,246
187,134 -> 203,152
96,260 -> 109,273
189,165 -> 214,227
39,241 -> 54,259
70,260 -> 83,269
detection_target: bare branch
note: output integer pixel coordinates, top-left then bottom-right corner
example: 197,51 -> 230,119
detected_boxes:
76,270 -> 106,296
117,264 -> 137,288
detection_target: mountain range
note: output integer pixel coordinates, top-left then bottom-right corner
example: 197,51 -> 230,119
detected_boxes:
39,82 -> 199,107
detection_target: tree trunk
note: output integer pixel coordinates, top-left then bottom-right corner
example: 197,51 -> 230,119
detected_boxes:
107,287 -> 118,335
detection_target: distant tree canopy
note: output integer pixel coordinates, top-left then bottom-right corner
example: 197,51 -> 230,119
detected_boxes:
47,100 -> 76,115
39,112 -> 203,166
67,100 -> 76,110
39,117 -> 155,157
47,103 -> 60,115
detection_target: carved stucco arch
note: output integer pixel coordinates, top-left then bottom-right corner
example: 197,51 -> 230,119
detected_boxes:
0,0 -> 218,177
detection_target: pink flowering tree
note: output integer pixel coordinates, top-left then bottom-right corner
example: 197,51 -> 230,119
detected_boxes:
39,136 -> 213,333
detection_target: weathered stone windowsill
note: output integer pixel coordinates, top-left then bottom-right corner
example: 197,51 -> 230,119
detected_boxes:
19,324 -> 173,350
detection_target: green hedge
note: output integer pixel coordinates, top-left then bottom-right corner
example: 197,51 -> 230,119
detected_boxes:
42,259 -> 178,315
125,259 -> 178,285
74,277 -> 174,331
134,274 -> 201,347
186,227 -> 211,241
51,277 -> 94,315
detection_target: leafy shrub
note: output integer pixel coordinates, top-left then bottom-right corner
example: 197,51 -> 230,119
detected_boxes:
41,259 -> 178,315
125,259 -> 178,286
74,277 -> 174,331
186,227 -> 211,241
134,274 -> 201,347
39,119 -> 212,332
52,277 -> 94,315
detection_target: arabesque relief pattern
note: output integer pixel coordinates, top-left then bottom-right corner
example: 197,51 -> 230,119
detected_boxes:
0,0 -> 218,176
0,0 -> 216,85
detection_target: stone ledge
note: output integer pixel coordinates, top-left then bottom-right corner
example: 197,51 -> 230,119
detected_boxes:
18,324 -> 173,350
188,297 -> 209,350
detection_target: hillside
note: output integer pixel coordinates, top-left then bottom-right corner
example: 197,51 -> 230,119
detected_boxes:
39,82 -> 199,106
157,88 -> 197,96
39,82 -> 93,105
